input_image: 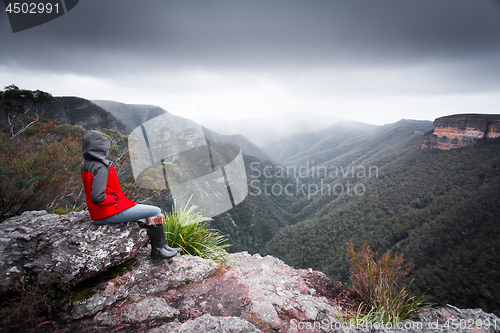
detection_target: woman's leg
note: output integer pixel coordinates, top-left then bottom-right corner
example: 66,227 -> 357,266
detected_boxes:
94,204 -> 162,224
95,204 -> 180,257
95,204 -> 181,258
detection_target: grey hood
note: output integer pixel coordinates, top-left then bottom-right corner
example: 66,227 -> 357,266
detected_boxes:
82,130 -> 112,167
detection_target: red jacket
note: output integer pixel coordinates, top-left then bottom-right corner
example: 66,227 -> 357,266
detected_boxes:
80,131 -> 136,221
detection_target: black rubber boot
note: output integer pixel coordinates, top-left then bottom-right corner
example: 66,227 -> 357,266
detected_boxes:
138,221 -> 182,254
144,224 -> 179,259
163,243 -> 182,253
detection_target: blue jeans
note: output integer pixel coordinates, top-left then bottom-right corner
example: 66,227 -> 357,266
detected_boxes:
94,204 -> 162,224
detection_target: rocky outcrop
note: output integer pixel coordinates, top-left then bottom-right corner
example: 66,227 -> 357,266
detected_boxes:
422,114 -> 500,150
0,210 -> 147,295
1,211 -> 499,332
64,254 -> 218,323
487,121 -> 500,139
39,252 -> 500,332
57,252 -> 347,332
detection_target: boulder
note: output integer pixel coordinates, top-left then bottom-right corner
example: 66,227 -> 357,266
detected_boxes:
63,252 -> 345,332
66,254 -> 219,321
57,251 -> 500,332
171,314 -> 261,333
0,210 -> 148,295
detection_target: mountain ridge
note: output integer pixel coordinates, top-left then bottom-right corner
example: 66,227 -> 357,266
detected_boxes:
199,111 -> 346,147
92,99 -> 272,160
263,120 -> 433,164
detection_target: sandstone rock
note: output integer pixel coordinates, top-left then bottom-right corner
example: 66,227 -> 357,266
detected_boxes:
1,220 -> 500,333
230,252 -> 342,331
0,210 -> 148,295
65,251 -> 499,333
486,121 -> 500,138
59,251 -> 344,332
65,254 -> 219,321
145,319 -> 182,332
169,314 -> 261,333
413,304 -> 500,333
162,252 -> 344,332
93,296 -> 179,326
334,304 -> 500,333
422,114 -> 500,150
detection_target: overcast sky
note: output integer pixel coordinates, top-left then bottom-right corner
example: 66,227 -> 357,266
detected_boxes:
1,0 -> 500,125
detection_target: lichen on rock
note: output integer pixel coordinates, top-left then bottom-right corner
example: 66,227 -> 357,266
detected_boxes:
0,210 -> 148,295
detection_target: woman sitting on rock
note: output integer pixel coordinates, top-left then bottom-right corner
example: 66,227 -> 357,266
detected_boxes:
80,130 -> 180,259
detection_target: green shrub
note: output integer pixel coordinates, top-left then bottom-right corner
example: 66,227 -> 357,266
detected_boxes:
0,120 -> 82,221
345,242 -> 429,325
163,204 -> 230,264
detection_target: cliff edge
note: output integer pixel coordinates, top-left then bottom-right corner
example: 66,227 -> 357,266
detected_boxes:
1,211 -> 499,332
421,114 -> 500,150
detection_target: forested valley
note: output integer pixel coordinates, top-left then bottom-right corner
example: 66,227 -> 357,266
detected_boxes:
2,86 -> 499,317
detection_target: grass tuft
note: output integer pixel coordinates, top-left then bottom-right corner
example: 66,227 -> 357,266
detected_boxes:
163,204 -> 231,264
343,242 -> 430,325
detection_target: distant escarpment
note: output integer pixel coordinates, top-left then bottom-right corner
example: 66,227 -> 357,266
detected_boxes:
422,114 -> 500,150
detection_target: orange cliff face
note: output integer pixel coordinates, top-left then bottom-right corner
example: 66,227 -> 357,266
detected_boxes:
433,126 -> 485,139
487,122 -> 500,139
421,115 -> 500,150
